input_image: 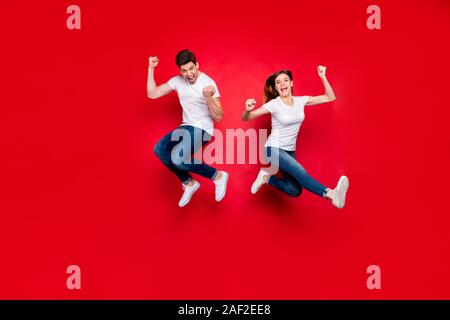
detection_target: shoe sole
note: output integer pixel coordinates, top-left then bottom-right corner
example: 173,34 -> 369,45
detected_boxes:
336,176 -> 349,209
178,182 -> 200,207
216,172 -> 229,202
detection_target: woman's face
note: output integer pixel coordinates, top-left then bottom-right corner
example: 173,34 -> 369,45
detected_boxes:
274,73 -> 293,97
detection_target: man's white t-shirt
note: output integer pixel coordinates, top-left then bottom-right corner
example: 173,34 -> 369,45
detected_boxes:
167,73 -> 220,136
262,96 -> 309,151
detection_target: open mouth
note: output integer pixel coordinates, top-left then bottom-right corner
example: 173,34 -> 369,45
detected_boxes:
280,87 -> 288,94
187,75 -> 195,82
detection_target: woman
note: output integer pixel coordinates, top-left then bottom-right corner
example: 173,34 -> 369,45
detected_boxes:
242,66 -> 349,209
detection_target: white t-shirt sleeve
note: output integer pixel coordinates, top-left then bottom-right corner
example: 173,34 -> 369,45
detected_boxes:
299,96 -> 309,106
209,80 -> 220,98
167,76 -> 181,91
213,85 -> 220,98
261,99 -> 275,113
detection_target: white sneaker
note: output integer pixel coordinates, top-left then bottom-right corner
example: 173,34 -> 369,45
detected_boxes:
331,176 -> 349,209
251,169 -> 270,194
214,171 -> 229,202
178,180 -> 200,207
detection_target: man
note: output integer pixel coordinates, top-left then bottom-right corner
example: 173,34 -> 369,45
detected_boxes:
147,49 -> 229,207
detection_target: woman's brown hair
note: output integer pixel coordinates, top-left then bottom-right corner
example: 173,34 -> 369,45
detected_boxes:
264,70 -> 293,103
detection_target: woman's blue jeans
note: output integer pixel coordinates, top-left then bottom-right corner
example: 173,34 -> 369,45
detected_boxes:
265,147 -> 328,198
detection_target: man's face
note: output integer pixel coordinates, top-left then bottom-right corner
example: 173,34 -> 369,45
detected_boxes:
179,61 -> 199,84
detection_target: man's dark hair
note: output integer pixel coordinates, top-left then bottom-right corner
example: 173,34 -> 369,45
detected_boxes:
175,49 -> 197,67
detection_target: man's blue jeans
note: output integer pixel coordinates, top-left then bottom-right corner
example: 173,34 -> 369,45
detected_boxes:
154,125 -> 217,184
265,147 -> 328,197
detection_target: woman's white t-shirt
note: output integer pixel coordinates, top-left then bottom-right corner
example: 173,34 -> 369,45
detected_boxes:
167,73 -> 220,136
262,96 -> 309,151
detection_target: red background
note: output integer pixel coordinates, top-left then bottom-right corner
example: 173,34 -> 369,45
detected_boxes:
1,0 -> 450,299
